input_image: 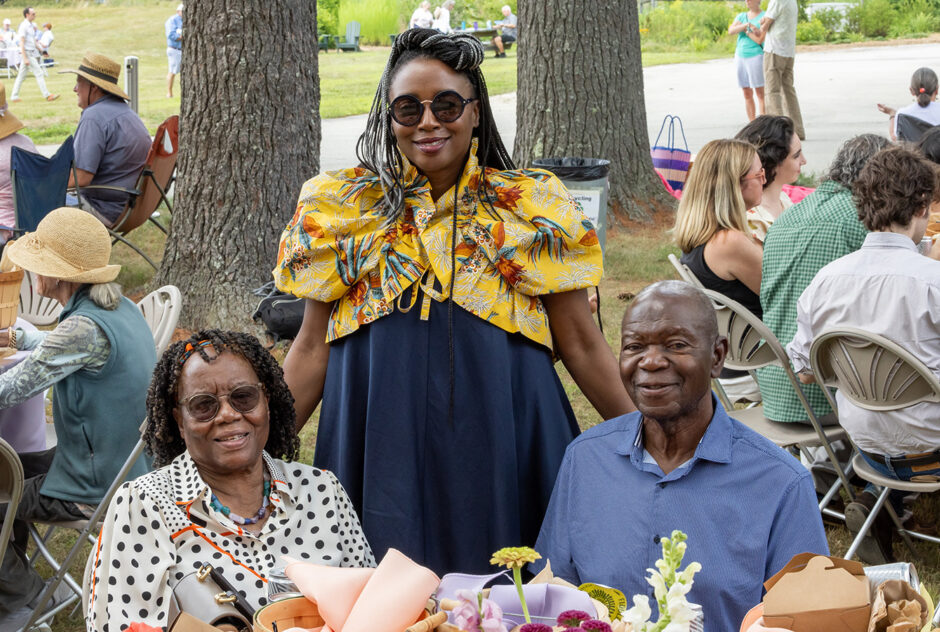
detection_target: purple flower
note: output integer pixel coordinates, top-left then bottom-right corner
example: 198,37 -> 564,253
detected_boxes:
479,597 -> 508,632
557,610 -> 591,627
518,625 -> 554,632
582,621 -> 612,632
453,589 -> 481,631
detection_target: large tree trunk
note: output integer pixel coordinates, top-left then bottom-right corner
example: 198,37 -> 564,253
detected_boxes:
155,2 -> 320,329
513,0 -> 671,223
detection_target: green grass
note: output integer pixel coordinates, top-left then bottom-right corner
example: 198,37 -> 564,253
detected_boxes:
4,1 -> 521,141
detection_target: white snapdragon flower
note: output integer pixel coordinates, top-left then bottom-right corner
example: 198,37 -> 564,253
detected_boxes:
621,595 -> 652,631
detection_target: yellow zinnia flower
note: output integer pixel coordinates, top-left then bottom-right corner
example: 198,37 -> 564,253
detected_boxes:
490,546 -> 542,570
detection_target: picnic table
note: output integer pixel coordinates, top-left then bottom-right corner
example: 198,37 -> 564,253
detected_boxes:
455,27 -> 499,40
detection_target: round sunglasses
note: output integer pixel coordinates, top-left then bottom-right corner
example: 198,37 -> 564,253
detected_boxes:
178,383 -> 264,422
389,90 -> 477,127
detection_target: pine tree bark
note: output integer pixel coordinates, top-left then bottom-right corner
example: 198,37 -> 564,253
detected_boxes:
513,0 -> 671,223
155,2 -> 320,329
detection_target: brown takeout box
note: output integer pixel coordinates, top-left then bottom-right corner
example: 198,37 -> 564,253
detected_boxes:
762,553 -> 871,632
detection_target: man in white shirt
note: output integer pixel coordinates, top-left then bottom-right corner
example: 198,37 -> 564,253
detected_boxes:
788,146 -> 940,564
760,0 -> 803,139
9,7 -> 56,102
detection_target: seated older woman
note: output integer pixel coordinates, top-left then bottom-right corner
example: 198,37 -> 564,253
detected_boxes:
87,330 -> 375,631
0,207 -> 155,629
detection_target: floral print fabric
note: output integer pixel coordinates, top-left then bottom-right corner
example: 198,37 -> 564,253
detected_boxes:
273,140 -> 603,350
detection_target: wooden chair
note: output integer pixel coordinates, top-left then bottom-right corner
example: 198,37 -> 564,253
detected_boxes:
136,285 -> 182,355
0,437 -> 24,567
334,21 -> 362,52
701,289 -> 855,521
809,327 -> 940,560
75,115 -> 178,270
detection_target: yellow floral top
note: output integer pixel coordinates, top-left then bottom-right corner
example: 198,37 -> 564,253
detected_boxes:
273,141 -> 603,350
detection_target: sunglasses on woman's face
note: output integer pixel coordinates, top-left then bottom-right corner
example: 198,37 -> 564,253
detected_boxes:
178,383 -> 264,422
389,90 -> 477,126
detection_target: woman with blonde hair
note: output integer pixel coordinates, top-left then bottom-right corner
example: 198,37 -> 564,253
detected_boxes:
675,138 -> 765,317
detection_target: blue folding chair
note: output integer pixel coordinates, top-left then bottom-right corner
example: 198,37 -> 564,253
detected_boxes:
8,136 -> 75,234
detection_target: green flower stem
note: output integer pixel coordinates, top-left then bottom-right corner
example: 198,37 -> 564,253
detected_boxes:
513,566 -> 530,623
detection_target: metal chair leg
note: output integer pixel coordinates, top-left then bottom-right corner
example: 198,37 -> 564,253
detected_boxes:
109,231 -> 158,270
845,486 -> 891,561
882,502 -> 917,558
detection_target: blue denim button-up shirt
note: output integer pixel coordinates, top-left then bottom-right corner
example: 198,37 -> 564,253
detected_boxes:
534,399 -> 828,632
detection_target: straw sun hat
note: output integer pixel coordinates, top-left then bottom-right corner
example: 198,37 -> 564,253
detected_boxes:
0,84 -> 24,141
6,207 -> 121,283
59,52 -> 129,100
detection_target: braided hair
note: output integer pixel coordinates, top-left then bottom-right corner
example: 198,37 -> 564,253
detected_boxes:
356,27 -> 515,221
144,330 -> 300,468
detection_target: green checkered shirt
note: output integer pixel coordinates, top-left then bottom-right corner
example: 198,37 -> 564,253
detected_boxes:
759,181 -> 868,421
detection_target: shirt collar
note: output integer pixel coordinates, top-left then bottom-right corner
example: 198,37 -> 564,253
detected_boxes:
861,231 -> 918,251
614,396 -> 734,474
169,450 -> 293,504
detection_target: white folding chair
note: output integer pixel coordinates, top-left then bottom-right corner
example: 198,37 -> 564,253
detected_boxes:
667,253 -> 706,290
0,436 -> 24,567
17,270 -> 62,327
21,420 -> 149,631
701,289 -> 855,520
135,285 -> 182,355
668,255 -> 761,406
810,328 -> 940,560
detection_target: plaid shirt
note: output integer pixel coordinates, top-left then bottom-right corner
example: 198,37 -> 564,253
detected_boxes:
759,181 -> 868,421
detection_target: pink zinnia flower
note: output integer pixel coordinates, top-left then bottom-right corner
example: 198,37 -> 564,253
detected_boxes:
519,624 -> 554,632
557,610 -> 591,627
582,621 -> 613,632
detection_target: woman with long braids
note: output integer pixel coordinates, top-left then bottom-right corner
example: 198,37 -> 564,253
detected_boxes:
274,29 -> 633,573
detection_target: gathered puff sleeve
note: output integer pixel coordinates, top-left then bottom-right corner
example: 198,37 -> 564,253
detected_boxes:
273,168 -> 389,302
87,480 -> 177,632
474,167 -> 604,298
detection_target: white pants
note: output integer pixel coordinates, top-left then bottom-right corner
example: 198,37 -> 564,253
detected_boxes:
11,53 -> 49,99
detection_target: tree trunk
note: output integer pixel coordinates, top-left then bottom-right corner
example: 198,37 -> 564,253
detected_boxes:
513,0 -> 672,223
155,2 -> 320,330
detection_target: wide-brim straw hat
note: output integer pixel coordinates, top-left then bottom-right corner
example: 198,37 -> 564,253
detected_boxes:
6,207 -> 121,283
59,52 -> 129,100
0,84 -> 24,141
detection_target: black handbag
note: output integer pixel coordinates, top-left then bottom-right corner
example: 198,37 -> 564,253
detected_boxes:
251,281 -> 305,342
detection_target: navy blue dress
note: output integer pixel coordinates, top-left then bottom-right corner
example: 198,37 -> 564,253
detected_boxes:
315,296 -> 581,575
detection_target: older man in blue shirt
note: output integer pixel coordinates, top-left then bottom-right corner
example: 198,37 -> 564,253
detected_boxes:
534,281 -> 827,632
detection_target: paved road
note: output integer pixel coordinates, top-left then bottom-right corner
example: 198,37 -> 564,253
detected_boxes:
319,42 -> 940,177
40,42 -> 939,178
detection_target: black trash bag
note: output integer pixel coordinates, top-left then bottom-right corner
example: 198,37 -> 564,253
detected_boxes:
251,281 -> 305,342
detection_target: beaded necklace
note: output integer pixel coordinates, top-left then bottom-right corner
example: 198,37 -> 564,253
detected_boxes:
210,479 -> 271,526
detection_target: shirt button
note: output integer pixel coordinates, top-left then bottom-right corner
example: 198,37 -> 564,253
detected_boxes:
653,535 -> 660,544
658,482 -> 667,489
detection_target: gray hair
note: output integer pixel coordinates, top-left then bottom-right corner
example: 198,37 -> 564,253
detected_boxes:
625,280 -> 719,342
826,134 -> 891,191
88,282 -> 123,310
